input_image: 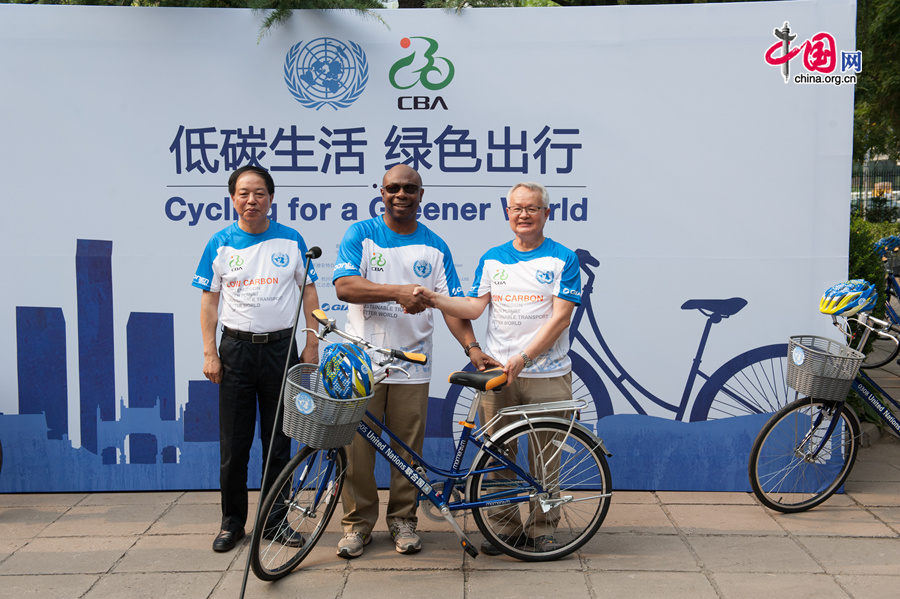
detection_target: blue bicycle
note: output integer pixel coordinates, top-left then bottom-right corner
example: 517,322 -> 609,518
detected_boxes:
852,235 -> 900,369
440,248 -> 790,443
248,309 -> 612,581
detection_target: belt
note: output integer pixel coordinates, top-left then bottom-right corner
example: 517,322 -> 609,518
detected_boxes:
222,326 -> 293,344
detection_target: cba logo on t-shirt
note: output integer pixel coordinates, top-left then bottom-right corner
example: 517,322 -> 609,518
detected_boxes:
413,260 -> 433,278
271,252 -> 290,268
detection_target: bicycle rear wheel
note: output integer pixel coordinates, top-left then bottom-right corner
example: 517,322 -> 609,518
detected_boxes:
748,397 -> 859,513
250,446 -> 346,581
468,421 -> 611,561
850,319 -> 900,369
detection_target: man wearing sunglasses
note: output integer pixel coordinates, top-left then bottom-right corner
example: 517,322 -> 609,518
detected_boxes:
413,181 -> 582,555
332,164 -> 497,559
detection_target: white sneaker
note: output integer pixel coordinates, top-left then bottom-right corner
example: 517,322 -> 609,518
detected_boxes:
389,519 -> 422,554
337,531 -> 371,559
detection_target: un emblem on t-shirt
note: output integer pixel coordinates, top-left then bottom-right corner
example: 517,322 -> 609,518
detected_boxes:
271,252 -> 290,268
536,270 -> 555,284
413,260 -> 433,278
283,37 -> 369,110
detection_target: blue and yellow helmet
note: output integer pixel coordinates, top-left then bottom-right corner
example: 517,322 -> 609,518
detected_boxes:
819,279 -> 877,316
319,343 -> 374,400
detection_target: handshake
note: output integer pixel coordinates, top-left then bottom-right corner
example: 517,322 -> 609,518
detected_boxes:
396,285 -> 438,315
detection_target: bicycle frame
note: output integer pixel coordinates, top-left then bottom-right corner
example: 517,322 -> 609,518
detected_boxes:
355,406 -> 565,514
572,251 -> 740,420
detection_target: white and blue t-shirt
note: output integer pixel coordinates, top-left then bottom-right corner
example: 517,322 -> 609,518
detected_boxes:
333,216 -> 463,384
469,238 -> 581,378
193,221 -> 318,333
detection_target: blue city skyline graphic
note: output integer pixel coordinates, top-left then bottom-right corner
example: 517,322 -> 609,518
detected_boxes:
0,239 -> 264,492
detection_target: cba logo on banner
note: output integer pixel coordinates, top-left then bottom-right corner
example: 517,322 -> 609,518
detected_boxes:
283,37 -> 369,110
390,37 -> 453,111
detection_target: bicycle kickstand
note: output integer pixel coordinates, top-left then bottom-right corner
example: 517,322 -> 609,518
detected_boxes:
437,504 -> 479,558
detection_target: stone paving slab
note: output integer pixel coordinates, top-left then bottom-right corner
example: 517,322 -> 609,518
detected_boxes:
846,481 -> 900,506
0,536 -> 136,575
114,533 -> 243,573
0,493 -> 86,508
664,504 -> 784,536
0,506 -> 70,539
608,490 -> 657,504
348,570 -> 464,599
38,503 -> 169,538
580,533 -> 700,572
147,502 -> 222,535
601,502 -> 678,534
835,574 -> 900,599
586,571 -> 717,598
0,573 -> 99,599
77,492 -> 183,506
686,535 -> 822,573
772,506 -> 897,537
712,572 -> 849,599
655,491 -> 755,505
213,570 -> 346,599
797,537 -> 900,575
82,572 -> 224,599
470,570 -> 590,599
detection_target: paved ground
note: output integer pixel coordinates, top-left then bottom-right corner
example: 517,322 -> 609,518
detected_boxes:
3,363 -> 900,599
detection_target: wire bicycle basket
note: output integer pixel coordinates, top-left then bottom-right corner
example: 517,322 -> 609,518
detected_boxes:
282,363 -> 372,449
786,335 -> 865,402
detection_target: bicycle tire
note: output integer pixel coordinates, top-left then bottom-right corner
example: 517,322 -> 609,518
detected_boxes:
748,396 -> 859,513
468,420 -> 611,561
249,446 -> 346,581
442,352 -> 613,443
690,343 -> 789,421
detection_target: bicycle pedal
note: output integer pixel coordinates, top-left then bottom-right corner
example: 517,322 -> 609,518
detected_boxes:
460,538 -> 479,558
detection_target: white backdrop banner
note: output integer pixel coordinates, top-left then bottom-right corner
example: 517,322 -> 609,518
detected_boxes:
0,1 -> 856,491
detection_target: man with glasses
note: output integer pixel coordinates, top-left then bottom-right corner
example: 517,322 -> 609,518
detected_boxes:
332,164 -> 496,558
413,182 -> 582,555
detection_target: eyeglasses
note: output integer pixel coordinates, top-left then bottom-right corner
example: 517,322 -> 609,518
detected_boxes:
383,184 -> 421,194
507,206 -> 544,215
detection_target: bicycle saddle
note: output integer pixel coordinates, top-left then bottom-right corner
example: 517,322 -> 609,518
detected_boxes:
448,367 -> 507,391
680,297 -> 747,321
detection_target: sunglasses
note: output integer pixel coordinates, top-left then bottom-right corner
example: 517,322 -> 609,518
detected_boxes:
383,184 -> 421,194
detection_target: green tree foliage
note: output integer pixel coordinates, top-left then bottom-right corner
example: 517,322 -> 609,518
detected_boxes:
2,0 -> 383,37
855,0 -> 900,161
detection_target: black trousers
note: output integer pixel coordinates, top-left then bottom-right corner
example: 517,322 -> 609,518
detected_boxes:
218,334 -> 297,533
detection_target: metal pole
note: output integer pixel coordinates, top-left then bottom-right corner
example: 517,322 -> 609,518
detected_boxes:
238,246 -> 321,599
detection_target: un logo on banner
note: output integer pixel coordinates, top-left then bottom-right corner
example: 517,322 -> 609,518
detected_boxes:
283,38 -> 369,110
413,260 -> 433,278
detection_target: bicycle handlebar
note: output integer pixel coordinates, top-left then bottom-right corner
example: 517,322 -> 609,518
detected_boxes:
309,308 -> 428,366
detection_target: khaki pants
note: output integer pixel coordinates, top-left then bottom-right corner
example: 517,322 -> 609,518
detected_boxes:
340,382 -> 429,534
478,373 -> 572,538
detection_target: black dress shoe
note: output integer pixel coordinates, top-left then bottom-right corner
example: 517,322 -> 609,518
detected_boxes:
213,528 -> 245,552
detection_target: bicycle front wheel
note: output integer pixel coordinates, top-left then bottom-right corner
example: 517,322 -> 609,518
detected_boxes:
749,397 -> 859,513
250,446 -> 346,581
468,421 -> 611,561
